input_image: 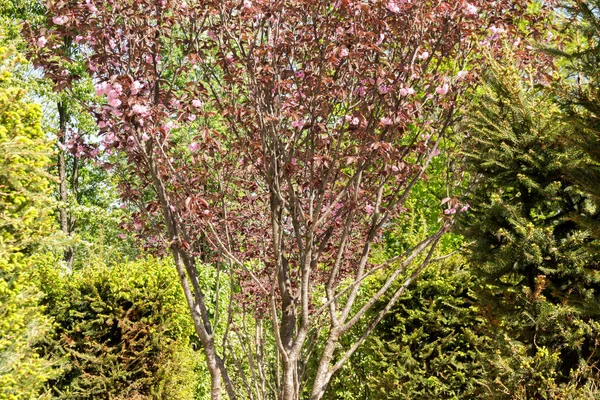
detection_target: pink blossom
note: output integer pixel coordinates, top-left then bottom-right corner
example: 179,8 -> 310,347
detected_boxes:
202,209 -> 211,216
52,15 -> 69,25
243,0 -> 252,8
365,204 -> 375,214
57,142 -> 66,151
188,114 -> 197,121
407,87 -> 415,95
386,1 -> 400,13
108,96 -> 121,108
37,36 -> 47,48
141,133 -> 150,141
207,30 -> 218,41
399,88 -> 409,96
351,117 -> 360,126
464,2 -> 478,17
105,132 -> 116,144
132,104 -> 150,116
291,119 -> 304,129
489,25 -> 505,35
86,0 -> 98,13
98,120 -> 107,129
90,148 -> 100,157
418,51 -> 429,60
192,99 -> 204,108
144,54 -> 153,64
112,83 -> 123,95
339,47 -> 349,57
376,33 -> 385,45
380,117 -> 393,126
107,90 -> 121,101
162,121 -> 177,132
189,142 -> 200,152
295,70 -> 305,79
457,70 -> 468,80
431,148 -> 440,157
444,208 -> 456,215
391,165 -> 399,172
378,85 -> 390,94
74,35 -> 84,43
435,83 -> 449,95
131,81 -> 144,95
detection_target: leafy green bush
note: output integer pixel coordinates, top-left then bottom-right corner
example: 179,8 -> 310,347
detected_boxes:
327,259 -> 491,400
39,257 -> 202,399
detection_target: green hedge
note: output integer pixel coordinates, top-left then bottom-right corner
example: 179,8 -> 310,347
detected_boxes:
39,257 -> 203,399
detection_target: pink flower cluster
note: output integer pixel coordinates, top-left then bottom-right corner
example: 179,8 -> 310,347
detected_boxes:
95,81 -> 123,108
52,15 -> 69,25
386,1 -> 400,13
131,81 -> 144,95
435,83 -> 449,95
37,36 -> 47,48
464,2 -> 478,17
380,117 -> 393,126
132,104 -> 150,117
85,0 -> 98,13
399,87 -> 415,96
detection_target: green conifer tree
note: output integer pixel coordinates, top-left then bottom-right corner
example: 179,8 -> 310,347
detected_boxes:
0,33 -> 56,399
457,51 -> 600,398
557,0 -> 600,240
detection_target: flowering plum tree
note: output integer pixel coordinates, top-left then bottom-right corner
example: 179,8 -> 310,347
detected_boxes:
28,0 -> 549,398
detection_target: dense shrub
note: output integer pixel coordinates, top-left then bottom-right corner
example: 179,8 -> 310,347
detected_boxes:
457,52 -> 600,397
39,257 -> 202,399
327,259 -> 491,400
0,38 -> 55,399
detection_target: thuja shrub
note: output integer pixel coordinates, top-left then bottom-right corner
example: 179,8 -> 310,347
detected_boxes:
327,258 -> 491,400
0,39 -> 56,399
39,257 -> 202,399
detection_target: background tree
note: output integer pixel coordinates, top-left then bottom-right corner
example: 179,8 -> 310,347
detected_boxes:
27,1 -> 552,398
556,0 -> 600,242
457,50 -> 600,398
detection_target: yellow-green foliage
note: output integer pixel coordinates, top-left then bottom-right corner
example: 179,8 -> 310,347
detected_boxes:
0,39 -> 56,399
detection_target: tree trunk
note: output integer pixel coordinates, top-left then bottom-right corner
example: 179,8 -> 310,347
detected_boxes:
171,249 -> 238,400
310,335 -> 337,400
280,357 -> 298,400
57,101 -> 74,272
